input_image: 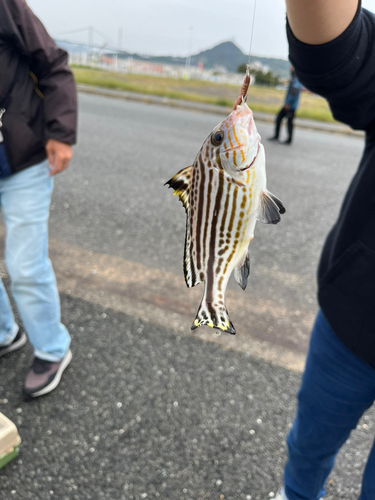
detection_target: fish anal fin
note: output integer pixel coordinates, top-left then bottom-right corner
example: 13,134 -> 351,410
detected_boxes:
183,217 -> 200,288
191,300 -> 236,335
234,250 -> 250,290
256,190 -> 285,225
165,165 -> 193,212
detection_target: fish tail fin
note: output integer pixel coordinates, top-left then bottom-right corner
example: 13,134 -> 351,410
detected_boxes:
191,300 -> 236,335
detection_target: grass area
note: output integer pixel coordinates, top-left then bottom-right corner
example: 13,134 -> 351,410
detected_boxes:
72,66 -> 335,123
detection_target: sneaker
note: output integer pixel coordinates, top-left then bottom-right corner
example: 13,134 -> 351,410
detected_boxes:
23,349 -> 72,399
281,139 -> 292,145
268,136 -> 279,142
273,488 -> 320,500
0,325 -> 26,358
274,489 -> 287,500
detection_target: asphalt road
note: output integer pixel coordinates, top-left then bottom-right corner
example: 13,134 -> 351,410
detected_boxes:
0,93 -> 373,500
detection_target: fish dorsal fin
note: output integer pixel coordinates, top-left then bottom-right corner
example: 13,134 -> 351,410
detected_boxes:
256,190 -> 285,225
165,165 -> 193,212
234,250 -> 250,290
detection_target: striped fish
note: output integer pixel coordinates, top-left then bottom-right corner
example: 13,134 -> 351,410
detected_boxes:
166,102 -> 285,335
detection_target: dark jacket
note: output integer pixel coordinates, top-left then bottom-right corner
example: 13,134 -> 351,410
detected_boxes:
0,0 -> 77,173
288,4 -> 375,368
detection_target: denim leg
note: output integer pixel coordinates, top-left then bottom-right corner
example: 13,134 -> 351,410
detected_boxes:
284,310 -> 375,500
0,277 -> 17,345
287,110 -> 295,142
359,439 -> 375,500
275,107 -> 287,138
1,161 -> 70,361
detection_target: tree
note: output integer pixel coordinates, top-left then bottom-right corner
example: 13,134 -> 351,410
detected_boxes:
237,64 -> 280,87
237,63 -> 247,74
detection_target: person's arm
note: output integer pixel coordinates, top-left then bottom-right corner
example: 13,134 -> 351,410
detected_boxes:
284,1 -> 375,130
285,0 -> 359,44
1,0 -> 77,175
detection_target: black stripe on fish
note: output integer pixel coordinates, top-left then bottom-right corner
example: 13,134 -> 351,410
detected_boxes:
202,167 -> 213,268
205,169 -> 224,306
195,155 -> 206,271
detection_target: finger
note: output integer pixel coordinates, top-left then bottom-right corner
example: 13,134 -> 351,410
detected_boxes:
49,156 -> 70,176
46,149 -> 55,169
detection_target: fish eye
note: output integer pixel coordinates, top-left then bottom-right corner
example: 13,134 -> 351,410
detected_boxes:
211,130 -> 224,146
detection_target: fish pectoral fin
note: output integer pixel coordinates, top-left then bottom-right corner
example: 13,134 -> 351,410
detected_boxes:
191,301 -> 236,335
165,165 -> 193,212
234,250 -> 250,290
267,191 -> 286,215
256,190 -> 285,225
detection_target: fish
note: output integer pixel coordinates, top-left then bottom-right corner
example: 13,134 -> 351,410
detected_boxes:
165,101 -> 285,335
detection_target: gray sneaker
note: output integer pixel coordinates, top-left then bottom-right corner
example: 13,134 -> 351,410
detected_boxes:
23,349 -> 72,399
274,488 -> 321,500
274,489 -> 287,500
0,325 -> 26,358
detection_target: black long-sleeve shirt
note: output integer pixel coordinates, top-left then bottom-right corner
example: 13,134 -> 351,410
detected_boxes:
287,2 -> 375,367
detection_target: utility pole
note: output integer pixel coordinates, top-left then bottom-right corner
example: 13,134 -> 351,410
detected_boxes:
185,26 -> 193,79
118,27 -> 123,52
88,26 -> 93,65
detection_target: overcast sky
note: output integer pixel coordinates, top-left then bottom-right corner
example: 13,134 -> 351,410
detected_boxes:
28,0 -> 375,60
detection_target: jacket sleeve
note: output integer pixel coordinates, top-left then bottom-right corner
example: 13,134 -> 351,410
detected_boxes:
0,0 -> 77,144
287,2 -> 375,131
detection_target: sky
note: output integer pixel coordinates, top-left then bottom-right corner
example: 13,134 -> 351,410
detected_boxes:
28,0 -> 375,60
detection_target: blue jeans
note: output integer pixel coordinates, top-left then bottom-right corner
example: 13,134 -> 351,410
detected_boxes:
0,161 -> 70,361
284,310 -> 375,500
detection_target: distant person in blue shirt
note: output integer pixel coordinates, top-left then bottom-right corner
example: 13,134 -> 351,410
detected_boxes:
268,66 -> 303,145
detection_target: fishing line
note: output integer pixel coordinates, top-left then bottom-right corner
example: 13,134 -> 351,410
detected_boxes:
233,0 -> 257,108
247,0 -> 258,72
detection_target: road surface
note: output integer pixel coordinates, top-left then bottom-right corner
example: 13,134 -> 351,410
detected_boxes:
0,93 -> 372,500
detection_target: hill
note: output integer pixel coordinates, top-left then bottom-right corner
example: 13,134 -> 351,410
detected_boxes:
132,42 -> 290,77
57,39 -> 290,78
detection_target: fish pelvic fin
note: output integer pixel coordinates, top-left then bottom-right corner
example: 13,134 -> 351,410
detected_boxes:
234,250 -> 250,290
165,165 -> 193,212
256,190 -> 286,225
191,301 -> 236,335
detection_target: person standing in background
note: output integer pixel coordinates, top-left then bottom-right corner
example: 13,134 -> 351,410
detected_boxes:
268,67 -> 302,145
0,0 -> 77,399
